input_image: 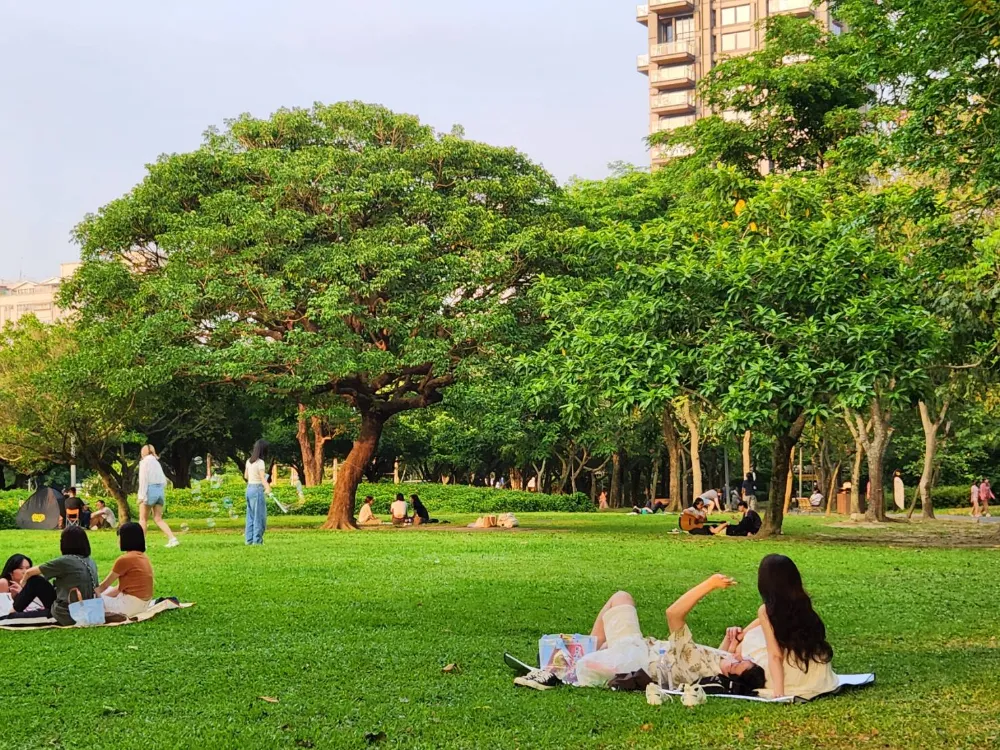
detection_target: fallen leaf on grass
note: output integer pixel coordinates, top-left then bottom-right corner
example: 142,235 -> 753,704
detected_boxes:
295,741 -> 315,748
364,731 -> 387,745
442,663 -> 460,673
641,723 -> 653,731
259,696 -> 280,704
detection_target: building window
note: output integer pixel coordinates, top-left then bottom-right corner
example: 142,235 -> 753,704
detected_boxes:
721,30 -> 752,51
658,14 -> 695,43
720,5 -> 751,25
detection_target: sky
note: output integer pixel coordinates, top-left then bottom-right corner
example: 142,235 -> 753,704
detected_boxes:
0,0 -> 650,279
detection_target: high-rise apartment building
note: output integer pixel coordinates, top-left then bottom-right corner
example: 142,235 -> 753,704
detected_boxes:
636,0 -> 836,165
0,262 -> 81,326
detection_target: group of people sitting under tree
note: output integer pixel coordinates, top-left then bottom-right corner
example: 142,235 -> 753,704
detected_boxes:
0,523 -> 157,625
356,493 -> 438,527
516,554 -> 836,701
681,498 -> 761,537
57,487 -> 118,531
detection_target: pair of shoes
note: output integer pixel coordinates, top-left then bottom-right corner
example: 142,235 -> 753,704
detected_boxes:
514,669 -> 561,691
165,538 -> 180,548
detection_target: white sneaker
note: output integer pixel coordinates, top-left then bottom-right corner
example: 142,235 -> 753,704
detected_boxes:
165,538 -> 181,548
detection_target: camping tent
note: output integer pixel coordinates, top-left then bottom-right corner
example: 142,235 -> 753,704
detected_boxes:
15,487 -> 65,530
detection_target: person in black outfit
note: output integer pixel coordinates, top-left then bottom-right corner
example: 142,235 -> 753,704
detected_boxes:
710,501 -> 762,537
411,494 -> 439,524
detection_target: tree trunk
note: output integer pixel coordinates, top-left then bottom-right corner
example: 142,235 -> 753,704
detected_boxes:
850,443 -> 864,515
846,401 -> 892,522
662,405 -> 684,511
610,451 -> 623,508
297,405 -> 330,487
782,446 -> 795,515
679,400 -> 703,498
650,451 -> 661,503
762,412 -> 807,536
825,461 -> 841,517
742,431 -> 752,478
93,459 -> 131,523
917,399 -> 948,520
323,412 -> 383,530
510,467 -> 523,491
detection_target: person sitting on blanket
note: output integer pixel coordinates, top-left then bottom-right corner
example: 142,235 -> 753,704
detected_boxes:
16,526 -> 99,626
722,554 -> 837,700
390,493 -> 411,526
357,496 -> 382,526
709,501 -> 762,537
90,499 -> 118,530
95,522 -> 154,617
682,499 -> 715,535
516,576 -> 765,694
0,554 -> 47,614
411,494 -> 439,524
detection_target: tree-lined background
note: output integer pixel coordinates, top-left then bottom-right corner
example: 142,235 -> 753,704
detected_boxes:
1,2 -> 999,535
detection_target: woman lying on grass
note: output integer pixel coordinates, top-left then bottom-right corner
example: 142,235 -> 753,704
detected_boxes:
95,522 -> 154,617
517,555 -> 835,700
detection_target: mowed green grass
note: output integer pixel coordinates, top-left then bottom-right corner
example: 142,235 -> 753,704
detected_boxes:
2,513 -> 999,750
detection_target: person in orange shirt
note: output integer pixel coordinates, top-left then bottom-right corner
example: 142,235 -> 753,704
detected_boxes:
96,522 -> 154,617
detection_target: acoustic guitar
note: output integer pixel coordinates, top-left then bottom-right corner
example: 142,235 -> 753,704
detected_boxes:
678,513 -> 722,533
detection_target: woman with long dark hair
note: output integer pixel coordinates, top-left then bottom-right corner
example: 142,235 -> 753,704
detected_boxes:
730,554 -> 836,699
245,439 -> 271,545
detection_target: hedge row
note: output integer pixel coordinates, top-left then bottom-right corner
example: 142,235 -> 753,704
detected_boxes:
0,484 -> 593,528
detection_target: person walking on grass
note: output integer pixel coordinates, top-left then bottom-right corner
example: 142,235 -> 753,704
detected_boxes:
245,440 -> 271,545
979,478 -> 994,518
138,445 -> 179,548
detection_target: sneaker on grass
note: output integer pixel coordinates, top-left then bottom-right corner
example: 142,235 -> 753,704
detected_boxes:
165,537 -> 181,548
514,669 -> 562,691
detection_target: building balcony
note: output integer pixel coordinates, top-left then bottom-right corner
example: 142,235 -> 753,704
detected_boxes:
650,37 -> 697,64
653,115 -> 697,133
652,143 -> 695,163
650,66 -> 696,90
652,90 -> 696,115
636,4 -> 649,24
637,54 -> 650,72
650,0 -> 695,16
769,0 -> 814,16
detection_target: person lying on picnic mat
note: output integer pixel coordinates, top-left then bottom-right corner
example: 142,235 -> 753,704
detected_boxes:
517,555 -> 837,700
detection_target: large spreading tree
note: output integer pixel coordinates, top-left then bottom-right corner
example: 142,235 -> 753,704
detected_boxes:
68,102 -> 560,529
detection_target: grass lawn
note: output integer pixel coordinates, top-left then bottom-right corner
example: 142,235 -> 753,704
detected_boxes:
2,512 -> 999,749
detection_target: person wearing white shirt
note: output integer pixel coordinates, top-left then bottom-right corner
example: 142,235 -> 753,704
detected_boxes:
390,493 -> 410,526
244,439 -> 272,545
138,445 -> 179,548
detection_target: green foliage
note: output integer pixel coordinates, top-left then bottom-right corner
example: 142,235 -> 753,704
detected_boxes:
1,517 -> 998,748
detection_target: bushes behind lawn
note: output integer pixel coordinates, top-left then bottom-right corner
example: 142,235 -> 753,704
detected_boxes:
0,484 -> 593,527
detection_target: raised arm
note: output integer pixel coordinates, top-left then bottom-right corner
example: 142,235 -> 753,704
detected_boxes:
665,574 -> 735,633
759,604 -> 785,698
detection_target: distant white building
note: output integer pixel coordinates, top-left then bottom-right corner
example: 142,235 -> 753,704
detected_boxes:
0,262 -> 81,326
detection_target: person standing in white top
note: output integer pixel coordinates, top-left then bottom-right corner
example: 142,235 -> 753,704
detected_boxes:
138,445 -> 179,548
244,440 -> 271,545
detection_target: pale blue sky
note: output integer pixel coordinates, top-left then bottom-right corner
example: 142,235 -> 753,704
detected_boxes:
0,0 -> 649,279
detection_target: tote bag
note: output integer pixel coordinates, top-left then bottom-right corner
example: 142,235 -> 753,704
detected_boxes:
68,588 -> 105,627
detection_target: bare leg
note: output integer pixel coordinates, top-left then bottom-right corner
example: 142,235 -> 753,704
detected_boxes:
590,591 -> 635,649
139,502 -> 150,532
153,505 -> 177,542
710,523 -> 729,536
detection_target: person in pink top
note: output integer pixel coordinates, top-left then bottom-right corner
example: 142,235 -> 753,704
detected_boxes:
979,479 -> 994,518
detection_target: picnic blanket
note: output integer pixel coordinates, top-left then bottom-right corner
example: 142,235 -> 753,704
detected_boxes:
661,673 -> 876,704
0,599 -> 194,631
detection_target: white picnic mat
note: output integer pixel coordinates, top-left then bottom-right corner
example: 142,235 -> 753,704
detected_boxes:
663,673 -> 876,704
